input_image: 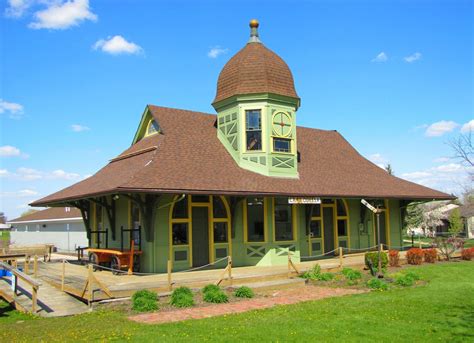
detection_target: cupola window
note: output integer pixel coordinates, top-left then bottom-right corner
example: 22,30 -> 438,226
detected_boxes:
245,110 -> 262,151
146,119 -> 160,137
273,138 -> 291,153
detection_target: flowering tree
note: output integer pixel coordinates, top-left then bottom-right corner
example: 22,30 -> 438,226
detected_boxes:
405,202 -> 447,236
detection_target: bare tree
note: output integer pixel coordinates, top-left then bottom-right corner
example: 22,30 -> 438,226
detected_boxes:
448,129 -> 473,169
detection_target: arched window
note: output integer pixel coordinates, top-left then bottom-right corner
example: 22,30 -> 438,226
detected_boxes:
146,119 -> 160,137
171,196 -> 189,245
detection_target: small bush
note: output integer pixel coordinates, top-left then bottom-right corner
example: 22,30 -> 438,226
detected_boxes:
404,270 -> 421,281
342,267 -> 362,281
424,248 -> 437,263
131,289 -> 158,312
406,248 -> 424,265
302,264 -> 334,281
318,272 -> 335,281
461,247 -> 474,260
170,286 -> 194,308
388,250 -> 400,267
234,286 -> 254,298
395,274 -> 415,287
203,290 -> 229,303
202,284 -> 220,293
364,252 -> 388,271
367,278 -> 388,291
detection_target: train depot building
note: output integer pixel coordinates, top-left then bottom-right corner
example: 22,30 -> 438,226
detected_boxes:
32,21 -> 451,273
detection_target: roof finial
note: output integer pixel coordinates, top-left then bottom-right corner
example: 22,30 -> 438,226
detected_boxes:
248,19 -> 261,43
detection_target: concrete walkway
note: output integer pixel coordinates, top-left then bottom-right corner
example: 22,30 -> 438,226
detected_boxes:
129,286 -> 364,324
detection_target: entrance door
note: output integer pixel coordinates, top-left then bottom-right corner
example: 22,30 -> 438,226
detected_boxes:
192,207 -> 210,267
323,206 -> 335,254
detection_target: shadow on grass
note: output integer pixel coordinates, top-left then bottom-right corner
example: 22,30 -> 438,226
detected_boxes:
442,304 -> 474,340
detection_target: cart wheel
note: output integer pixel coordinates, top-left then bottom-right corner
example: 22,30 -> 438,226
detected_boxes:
89,253 -> 99,271
110,256 -> 121,275
133,255 -> 140,273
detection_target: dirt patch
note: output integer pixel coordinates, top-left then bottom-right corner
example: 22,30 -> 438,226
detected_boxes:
128,285 -> 364,324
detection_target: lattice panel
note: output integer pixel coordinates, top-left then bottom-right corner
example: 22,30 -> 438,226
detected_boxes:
246,245 -> 266,258
276,245 -> 296,256
272,156 -> 295,168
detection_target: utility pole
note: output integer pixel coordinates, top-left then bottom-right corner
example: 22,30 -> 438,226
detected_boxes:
376,206 -> 382,277
361,199 -> 384,278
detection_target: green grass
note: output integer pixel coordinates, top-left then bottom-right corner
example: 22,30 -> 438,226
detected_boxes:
1,262 -> 473,342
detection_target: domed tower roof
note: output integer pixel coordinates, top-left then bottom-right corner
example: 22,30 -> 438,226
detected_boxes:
212,20 -> 299,106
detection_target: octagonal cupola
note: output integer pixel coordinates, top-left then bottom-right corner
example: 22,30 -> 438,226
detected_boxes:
213,20 -> 300,178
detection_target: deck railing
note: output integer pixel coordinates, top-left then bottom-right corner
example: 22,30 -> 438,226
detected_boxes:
0,261 -> 42,313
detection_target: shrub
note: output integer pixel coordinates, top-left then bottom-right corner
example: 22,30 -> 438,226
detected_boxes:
234,286 -> 254,299
404,270 -> 421,281
388,250 -> 400,267
394,274 -> 415,287
367,278 -> 388,291
131,289 -> 158,312
406,248 -> 424,265
301,264 -> 334,281
424,248 -> 437,263
170,286 -> 194,308
202,285 -> 228,304
202,284 -> 220,293
342,267 -> 362,281
318,272 -> 335,281
434,236 -> 465,261
461,247 -> 474,260
364,251 -> 388,271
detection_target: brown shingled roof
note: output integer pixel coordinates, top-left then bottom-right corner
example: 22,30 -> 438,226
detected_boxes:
213,43 -> 299,104
31,105 -> 452,206
9,207 -> 82,223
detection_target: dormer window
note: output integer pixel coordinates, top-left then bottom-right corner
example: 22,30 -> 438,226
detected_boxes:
245,110 -> 262,151
146,119 -> 160,137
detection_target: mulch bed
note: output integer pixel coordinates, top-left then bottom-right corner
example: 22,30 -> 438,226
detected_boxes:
128,286 -> 364,324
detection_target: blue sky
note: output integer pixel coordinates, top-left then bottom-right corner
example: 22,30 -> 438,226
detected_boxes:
1,0 -> 472,219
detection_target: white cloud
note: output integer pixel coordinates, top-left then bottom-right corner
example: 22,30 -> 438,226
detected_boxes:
433,163 -> 463,173
29,0 -> 97,30
51,169 -> 80,180
401,163 -> 473,195
207,46 -> 229,59
404,52 -> 422,63
4,0 -> 32,18
93,35 -> 143,55
71,124 -> 90,132
371,52 -> 388,63
425,120 -> 459,137
0,189 -> 39,198
15,167 -> 42,180
461,119 -> 474,133
368,153 -> 389,169
0,145 -> 21,157
2,167 -> 82,181
0,99 -> 24,119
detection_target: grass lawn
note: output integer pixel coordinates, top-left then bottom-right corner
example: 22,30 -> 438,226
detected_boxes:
1,262 -> 473,342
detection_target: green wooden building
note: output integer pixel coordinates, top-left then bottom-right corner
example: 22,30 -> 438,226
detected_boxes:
32,20 -> 452,272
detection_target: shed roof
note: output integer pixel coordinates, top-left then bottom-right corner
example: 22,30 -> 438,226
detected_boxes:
9,207 -> 82,223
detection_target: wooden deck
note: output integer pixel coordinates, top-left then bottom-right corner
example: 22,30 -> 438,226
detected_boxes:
33,252 -> 375,302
